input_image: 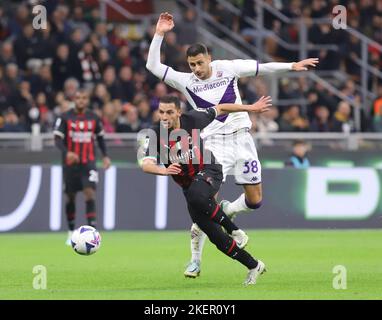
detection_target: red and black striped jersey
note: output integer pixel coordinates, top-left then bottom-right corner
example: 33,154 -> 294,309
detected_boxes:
53,109 -> 104,165
143,107 -> 222,188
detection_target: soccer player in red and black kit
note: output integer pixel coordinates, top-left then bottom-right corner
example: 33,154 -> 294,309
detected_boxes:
54,90 -> 111,245
141,95 -> 271,285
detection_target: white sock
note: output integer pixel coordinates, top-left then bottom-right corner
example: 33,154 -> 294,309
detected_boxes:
190,223 -> 207,262
225,193 -> 251,215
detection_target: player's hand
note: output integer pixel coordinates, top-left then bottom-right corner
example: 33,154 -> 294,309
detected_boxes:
103,156 -> 111,170
156,12 -> 175,36
66,151 -> 79,165
292,58 -> 319,71
164,163 -> 182,175
248,96 -> 272,113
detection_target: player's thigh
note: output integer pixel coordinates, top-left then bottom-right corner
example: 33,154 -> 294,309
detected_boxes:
204,136 -> 235,182
64,165 -> 82,194
234,132 -> 262,185
185,178 -> 219,208
81,163 -> 98,191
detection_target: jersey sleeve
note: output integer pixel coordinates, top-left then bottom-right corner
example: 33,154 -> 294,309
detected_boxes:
94,115 -> 105,136
223,59 -> 260,78
53,115 -> 66,139
189,107 -> 218,130
161,67 -> 191,92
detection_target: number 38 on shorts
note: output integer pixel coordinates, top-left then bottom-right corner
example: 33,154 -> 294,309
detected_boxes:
233,159 -> 262,185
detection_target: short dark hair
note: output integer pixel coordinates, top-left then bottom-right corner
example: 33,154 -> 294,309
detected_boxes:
159,95 -> 181,109
186,43 -> 209,57
293,139 -> 307,147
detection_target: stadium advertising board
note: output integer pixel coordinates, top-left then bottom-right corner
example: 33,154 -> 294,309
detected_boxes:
0,166 -> 381,232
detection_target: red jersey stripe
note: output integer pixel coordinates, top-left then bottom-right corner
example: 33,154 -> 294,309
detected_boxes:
74,120 -> 80,158
89,120 -> 96,161
67,119 -> 72,152
82,120 -> 88,164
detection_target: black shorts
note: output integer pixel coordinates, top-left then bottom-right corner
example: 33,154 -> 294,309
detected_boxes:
63,163 -> 98,194
184,165 -> 223,195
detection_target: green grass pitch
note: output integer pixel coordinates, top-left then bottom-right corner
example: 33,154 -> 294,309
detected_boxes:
0,230 -> 381,300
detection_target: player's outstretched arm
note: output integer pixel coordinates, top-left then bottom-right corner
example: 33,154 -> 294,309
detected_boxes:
215,96 -> 272,116
258,58 -> 319,75
142,159 -> 182,176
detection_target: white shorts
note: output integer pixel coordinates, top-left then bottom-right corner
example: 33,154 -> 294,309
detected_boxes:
204,128 -> 262,185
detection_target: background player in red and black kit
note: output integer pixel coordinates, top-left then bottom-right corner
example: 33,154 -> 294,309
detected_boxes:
54,90 -> 111,245
141,95 -> 272,285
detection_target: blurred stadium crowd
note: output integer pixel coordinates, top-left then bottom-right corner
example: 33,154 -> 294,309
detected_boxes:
0,0 -> 381,135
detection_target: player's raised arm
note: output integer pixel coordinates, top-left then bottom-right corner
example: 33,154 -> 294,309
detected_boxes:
215,96 -> 272,116
146,12 -> 174,79
146,12 -> 189,90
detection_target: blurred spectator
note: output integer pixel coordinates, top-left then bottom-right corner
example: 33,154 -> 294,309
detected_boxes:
136,97 -> 152,129
97,47 -> 112,74
51,44 -> 76,91
0,6 -> 11,41
35,92 -> 53,132
0,42 -> 16,67
255,106 -> 280,134
77,41 -> 101,86
10,80 -> 35,125
102,102 -> 118,133
68,6 -> 91,42
114,45 -> 132,72
2,107 -> 25,132
284,140 -> 311,169
63,77 -> 80,101
118,66 -> 135,103
371,84 -> 382,132
0,66 -> 11,112
116,104 -> 142,133
50,4 -> 71,43
279,105 -> 309,132
31,65 -> 54,107
14,24 -> 41,70
91,83 -> 110,111
330,101 -> 355,133
103,66 -> 120,100
150,83 -> 168,111
174,8 -> 198,46
309,105 -> 331,132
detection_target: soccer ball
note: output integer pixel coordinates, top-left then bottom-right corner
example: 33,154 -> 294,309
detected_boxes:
71,225 -> 101,255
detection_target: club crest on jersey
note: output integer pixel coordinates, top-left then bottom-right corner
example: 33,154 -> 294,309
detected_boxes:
216,71 -> 223,77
